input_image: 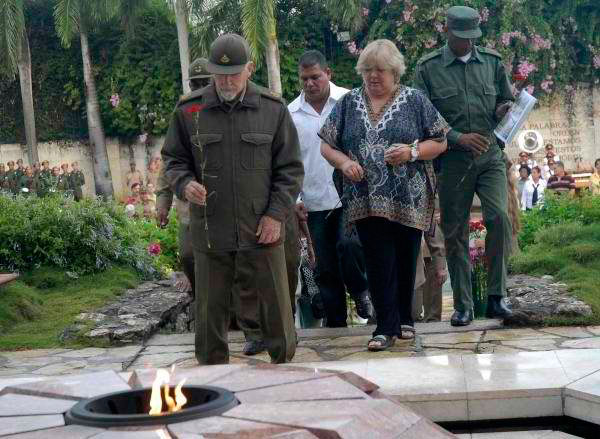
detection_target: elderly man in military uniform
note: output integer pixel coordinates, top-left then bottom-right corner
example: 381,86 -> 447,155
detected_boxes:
5,161 -> 18,194
414,6 -> 514,326
157,58 -> 212,297
70,161 -> 85,201
162,34 -> 303,365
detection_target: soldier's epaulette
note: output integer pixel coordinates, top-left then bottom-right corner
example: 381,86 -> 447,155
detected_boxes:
478,46 -> 502,58
257,86 -> 285,104
176,88 -> 205,107
417,49 -> 443,66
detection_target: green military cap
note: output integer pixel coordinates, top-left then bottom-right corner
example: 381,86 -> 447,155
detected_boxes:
189,58 -> 211,80
446,6 -> 482,39
206,33 -> 250,75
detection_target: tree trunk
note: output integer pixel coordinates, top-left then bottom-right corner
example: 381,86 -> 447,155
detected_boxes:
80,28 -> 113,198
17,29 -> 38,165
265,32 -> 282,95
175,0 -> 190,94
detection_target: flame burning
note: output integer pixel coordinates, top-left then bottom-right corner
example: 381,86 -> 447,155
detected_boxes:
148,368 -> 188,415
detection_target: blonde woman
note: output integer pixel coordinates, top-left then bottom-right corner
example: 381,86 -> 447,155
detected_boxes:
320,40 -> 448,350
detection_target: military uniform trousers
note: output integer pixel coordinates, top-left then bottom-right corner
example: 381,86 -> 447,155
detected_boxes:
179,223 -> 195,297
235,215 -> 301,342
194,243 -> 296,365
412,257 -> 443,322
439,145 -> 512,313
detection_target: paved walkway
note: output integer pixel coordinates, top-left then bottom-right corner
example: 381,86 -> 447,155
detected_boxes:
2,323 -> 600,379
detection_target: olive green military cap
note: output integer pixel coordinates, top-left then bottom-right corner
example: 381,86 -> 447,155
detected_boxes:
189,58 -> 211,80
206,33 -> 250,75
446,6 -> 482,39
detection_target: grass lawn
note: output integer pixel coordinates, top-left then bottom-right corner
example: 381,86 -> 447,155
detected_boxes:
0,266 -> 141,350
510,222 -> 600,326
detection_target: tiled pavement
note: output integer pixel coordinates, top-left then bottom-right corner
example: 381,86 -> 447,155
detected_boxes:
2,324 -> 600,379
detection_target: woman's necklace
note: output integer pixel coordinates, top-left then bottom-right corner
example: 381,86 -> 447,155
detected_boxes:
364,86 -> 401,126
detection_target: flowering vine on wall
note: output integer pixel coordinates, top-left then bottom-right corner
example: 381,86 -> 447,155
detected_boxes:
338,0 -> 600,100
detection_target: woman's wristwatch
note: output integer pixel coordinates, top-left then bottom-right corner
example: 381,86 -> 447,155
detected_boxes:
410,140 -> 420,162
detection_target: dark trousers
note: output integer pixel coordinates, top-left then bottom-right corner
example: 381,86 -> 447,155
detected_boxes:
194,245 -> 296,364
179,223 -> 195,295
356,217 -> 422,337
236,215 -> 301,341
308,208 -> 368,327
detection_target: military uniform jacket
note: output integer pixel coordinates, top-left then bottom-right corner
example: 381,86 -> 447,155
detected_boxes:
414,44 -> 514,148
70,170 -> 85,188
162,81 -> 304,252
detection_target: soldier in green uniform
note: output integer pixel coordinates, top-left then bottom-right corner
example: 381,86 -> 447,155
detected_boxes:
70,161 -> 85,201
15,159 -> 24,181
0,163 -> 5,192
48,166 -> 61,194
5,161 -> 18,194
37,161 -> 52,196
18,166 -> 36,196
414,6 -> 514,326
162,34 -> 303,365
57,163 -> 71,194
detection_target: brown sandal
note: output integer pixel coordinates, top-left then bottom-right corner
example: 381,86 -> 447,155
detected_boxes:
400,325 -> 416,340
368,335 -> 397,351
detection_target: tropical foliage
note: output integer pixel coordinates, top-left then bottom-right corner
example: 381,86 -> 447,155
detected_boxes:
334,0 -> 600,98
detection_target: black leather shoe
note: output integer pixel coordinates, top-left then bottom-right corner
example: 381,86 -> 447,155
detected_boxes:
450,309 -> 473,326
243,340 -> 265,356
355,293 -> 374,319
486,296 -> 513,319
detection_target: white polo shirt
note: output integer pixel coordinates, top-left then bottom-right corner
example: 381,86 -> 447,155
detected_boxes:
288,82 -> 349,212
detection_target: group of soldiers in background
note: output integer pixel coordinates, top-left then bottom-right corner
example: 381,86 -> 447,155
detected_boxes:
0,158 -> 85,200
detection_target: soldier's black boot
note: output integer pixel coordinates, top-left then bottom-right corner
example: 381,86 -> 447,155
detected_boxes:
485,296 -> 513,319
450,309 -> 473,326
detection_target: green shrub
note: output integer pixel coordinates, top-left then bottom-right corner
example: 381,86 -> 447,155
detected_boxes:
0,194 -> 156,276
0,281 -> 43,332
519,193 -> 600,249
133,209 -> 181,276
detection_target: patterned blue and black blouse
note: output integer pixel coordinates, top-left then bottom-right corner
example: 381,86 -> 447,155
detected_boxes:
318,85 -> 449,232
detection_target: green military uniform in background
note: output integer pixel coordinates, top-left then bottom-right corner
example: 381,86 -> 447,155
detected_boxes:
0,170 -> 6,192
47,174 -> 59,194
57,173 -> 70,192
6,169 -> 18,194
162,34 -> 303,365
70,170 -> 85,201
414,6 -> 514,318
38,168 -> 52,196
18,174 -> 36,196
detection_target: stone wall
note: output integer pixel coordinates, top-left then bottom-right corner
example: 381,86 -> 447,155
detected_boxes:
0,136 -> 164,200
504,83 -> 600,171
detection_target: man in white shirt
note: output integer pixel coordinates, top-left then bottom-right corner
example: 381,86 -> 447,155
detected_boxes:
521,166 -> 546,210
289,50 -> 371,327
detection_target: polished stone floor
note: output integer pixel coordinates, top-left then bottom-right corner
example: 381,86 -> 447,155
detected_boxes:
3,324 -> 600,378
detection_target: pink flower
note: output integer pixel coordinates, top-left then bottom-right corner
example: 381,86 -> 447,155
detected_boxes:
110,94 -> 120,108
593,54 -> 600,70
501,31 -> 526,47
530,34 -> 552,51
525,85 -> 535,95
541,79 -> 554,93
402,2 -> 417,24
479,7 -> 489,23
424,38 -> 437,49
516,59 -> 537,78
148,243 -> 161,256
434,22 -> 444,33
